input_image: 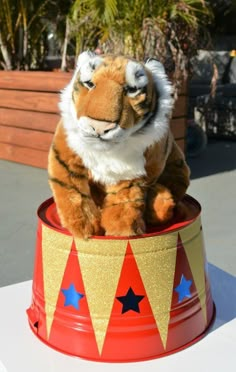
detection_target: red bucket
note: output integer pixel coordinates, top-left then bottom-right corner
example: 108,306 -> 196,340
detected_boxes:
27,195 -> 215,362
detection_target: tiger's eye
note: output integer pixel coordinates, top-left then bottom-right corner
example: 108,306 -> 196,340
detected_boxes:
124,85 -> 138,94
84,80 -> 95,89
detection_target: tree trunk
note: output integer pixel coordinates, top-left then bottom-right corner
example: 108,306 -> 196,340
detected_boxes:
23,28 -> 29,70
61,17 -> 70,71
0,31 -> 12,70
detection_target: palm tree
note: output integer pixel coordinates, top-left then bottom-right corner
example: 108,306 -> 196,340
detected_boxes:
57,0 -> 213,90
0,0 -> 53,70
102,0 -> 213,92
0,0 -> 214,76
0,0 -> 15,69
59,0 -> 118,70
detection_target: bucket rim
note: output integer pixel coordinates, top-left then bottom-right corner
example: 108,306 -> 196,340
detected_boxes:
37,194 -> 201,240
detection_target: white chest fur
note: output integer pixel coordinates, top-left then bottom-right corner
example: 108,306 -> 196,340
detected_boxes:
76,140 -> 147,185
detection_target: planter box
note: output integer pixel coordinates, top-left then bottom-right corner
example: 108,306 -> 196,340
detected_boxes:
0,71 -> 187,169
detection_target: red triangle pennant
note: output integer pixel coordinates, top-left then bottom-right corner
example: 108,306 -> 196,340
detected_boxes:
167,234 -> 205,351
103,242 -> 163,361
49,240 -> 98,358
27,221 -> 47,340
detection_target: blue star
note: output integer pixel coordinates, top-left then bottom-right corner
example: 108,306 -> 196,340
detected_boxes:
174,274 -> 192,302
61,283 -> 84,310
117,287 -> 145,314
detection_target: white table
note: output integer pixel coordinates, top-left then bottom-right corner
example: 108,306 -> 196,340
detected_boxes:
0,264 -> 235,372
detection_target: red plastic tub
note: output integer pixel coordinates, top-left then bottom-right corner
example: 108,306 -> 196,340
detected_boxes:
27,195 -> 215,362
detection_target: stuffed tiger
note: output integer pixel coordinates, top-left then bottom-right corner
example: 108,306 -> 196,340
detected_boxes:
48,51 -> 190,238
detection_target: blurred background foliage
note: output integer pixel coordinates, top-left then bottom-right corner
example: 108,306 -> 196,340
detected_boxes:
0,0 -> 234,88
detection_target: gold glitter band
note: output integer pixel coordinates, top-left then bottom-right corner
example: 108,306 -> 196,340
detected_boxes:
130,231 -> 178,349
74,238 -> 128,355
180,217 -> 207,324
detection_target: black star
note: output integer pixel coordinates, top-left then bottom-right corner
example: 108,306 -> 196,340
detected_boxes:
116,287 -> 145,314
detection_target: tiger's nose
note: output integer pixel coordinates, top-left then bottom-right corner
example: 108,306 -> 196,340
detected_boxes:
89,118 -> 117,136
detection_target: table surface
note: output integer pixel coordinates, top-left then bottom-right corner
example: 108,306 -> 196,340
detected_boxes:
0,277 -> 235,372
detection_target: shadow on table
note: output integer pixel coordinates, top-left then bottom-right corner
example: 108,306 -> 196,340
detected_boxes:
208,263 -> 236,331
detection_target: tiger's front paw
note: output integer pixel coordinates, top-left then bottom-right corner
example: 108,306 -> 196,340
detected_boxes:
69,215 -> 103,239
146,184 -> 175,225
104,219 -> 146,237
101,206 -> 146,236
59,200 -> 103,239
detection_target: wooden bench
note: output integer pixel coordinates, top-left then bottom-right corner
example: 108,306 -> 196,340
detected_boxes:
0,71 -> 187,169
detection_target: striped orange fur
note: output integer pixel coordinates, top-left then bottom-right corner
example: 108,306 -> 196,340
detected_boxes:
48,52 -> 190,237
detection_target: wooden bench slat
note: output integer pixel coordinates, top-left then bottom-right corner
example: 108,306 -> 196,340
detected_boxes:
0,135 -> 186,170
170,117 -> 187,139
0,89 -> 59,113
0,107 -> 186,138
0,138 -> 186,169
0,126 -> 53,151
0,143 -> 48,168
0,108 -> 59,132
0,71 -> 72,92
172,96 -> 187,118
175,138 -> 185,153
0,68 -> 187,169
0,71 -> 187,95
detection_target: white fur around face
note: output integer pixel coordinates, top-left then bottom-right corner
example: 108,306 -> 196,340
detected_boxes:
59,53 -> 173,185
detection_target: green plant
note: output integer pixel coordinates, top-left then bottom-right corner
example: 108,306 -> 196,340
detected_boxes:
0,0 -> 214,81
59,0 -> 118,70
103,0 -> 213,93
60,0 -> 213,92
0,0 -> 53,70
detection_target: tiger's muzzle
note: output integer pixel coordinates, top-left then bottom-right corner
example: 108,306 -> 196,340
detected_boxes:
87,118 -> 118,137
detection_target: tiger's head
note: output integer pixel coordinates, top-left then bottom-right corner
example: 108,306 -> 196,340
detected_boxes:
60,51 -> 173,153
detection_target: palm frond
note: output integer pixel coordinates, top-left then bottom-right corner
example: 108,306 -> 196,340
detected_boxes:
1,0 -> 14,49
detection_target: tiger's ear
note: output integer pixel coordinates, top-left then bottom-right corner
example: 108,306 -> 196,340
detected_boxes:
76,50 -> 96,69
144,57 -> 173,102
145,58 -> 165,74
144,57 -> 159,64
76,50 -> 103,74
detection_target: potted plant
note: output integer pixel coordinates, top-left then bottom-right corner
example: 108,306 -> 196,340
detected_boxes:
0,0 -> 74,167
59,0 -> 214,153
0,0 -> 214,168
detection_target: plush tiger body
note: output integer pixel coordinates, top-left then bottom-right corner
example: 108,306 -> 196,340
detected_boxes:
48,51 -> 190,238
